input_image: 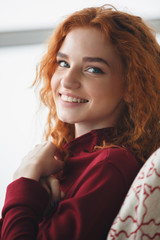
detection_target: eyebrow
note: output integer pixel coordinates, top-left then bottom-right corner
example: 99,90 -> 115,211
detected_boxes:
57,52 -> 110,67
83,57 -> 110,67
57,52 -> 68,59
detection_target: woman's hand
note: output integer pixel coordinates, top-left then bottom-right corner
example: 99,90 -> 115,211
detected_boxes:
13,142 -> 65,210
13,142 -> 64,181
40,175 -> 65,214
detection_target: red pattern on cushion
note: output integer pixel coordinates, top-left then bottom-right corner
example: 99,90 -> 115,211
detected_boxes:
107,148 -> 160,240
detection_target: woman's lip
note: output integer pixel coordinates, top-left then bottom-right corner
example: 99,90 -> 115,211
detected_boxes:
59,92 -> 88,101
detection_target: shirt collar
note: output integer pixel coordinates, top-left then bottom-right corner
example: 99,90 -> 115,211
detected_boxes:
64,127 -> 114,156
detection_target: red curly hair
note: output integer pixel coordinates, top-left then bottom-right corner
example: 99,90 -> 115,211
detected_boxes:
34,5 -> 160,162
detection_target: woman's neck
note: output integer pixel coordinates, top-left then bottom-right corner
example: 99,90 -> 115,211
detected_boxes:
75,123 -> 114,138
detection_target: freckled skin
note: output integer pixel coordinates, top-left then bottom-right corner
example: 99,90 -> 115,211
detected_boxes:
51,27 -> 124,137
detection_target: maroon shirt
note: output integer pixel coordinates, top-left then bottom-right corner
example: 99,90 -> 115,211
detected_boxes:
0,128 -> 141,239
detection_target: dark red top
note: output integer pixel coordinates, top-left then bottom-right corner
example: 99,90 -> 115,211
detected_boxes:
0,128 -> 141,239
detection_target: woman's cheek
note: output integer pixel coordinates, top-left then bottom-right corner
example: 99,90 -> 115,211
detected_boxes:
51,74 -> 58,91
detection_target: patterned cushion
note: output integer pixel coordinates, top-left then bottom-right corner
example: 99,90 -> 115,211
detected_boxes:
107,148 -> 160,240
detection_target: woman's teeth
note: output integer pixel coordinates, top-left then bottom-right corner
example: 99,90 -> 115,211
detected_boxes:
61,94 -> 88,103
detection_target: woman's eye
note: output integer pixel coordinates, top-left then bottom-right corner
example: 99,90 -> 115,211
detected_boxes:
57,60 -> 70,68
87,67 -> 104,74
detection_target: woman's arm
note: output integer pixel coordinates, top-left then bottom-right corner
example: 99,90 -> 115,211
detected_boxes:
0,147 -> 140,240
1,178 -> 49,240
0,141 -> 64,240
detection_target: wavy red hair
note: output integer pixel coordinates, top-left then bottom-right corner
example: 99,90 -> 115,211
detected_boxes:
34,5 -> 160,162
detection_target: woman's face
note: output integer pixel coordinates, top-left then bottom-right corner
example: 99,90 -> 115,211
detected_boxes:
51,27 -> 124,136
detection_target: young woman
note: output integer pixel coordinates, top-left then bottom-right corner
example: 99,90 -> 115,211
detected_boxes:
0,5 -> 160,240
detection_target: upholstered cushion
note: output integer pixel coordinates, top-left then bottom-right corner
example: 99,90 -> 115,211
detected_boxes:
107,148 -> 160,240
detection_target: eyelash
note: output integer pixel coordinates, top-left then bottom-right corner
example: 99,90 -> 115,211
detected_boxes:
56,60 -> 104,74
57,60 -> 70,68
87,67 -> 104,74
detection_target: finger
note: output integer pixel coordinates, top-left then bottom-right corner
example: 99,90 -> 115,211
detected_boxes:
47,176 -> 61,202
43,176 -> 65,200
39,178 -> 50,194
40,142 -> 64,173
52,158 -> 65,174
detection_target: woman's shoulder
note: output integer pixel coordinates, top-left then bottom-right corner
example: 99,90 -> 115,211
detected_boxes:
95,147 -> 136,163
94,147 -> 141,177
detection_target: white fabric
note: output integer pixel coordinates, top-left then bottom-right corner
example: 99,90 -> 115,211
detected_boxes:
107,148 -> 160,240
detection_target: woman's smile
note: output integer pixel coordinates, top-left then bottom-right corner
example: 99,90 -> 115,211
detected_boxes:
60,93 -> 89,104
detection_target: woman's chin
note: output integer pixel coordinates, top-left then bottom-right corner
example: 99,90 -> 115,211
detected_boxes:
58,115 -> 76,125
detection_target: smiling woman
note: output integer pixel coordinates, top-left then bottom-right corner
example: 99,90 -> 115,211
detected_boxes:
0,4 -> 160,240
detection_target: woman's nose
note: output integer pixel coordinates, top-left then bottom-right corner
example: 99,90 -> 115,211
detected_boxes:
60,68 -> 81,89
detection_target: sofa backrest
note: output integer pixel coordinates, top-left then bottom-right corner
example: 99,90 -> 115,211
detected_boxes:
107,148 -> 160,240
